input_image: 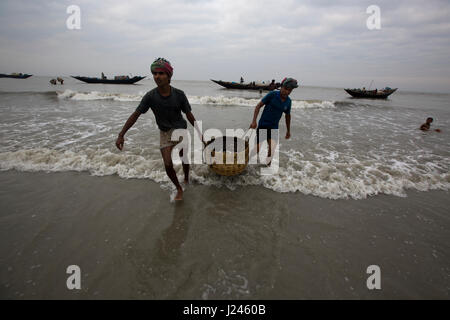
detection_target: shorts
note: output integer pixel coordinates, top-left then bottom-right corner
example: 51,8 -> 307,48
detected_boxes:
159,128 -> 183,149
256,126 -> 279,145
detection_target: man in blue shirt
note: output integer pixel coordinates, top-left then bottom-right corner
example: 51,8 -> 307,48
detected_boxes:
249,77 -> 298,164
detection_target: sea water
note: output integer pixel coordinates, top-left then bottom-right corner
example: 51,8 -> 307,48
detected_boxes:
0,76 -> 449,199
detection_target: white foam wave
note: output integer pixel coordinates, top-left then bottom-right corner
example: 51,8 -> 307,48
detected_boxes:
0,148 -> 169,182
56,90 -> 335,109
1,147 -> 448,199
188,95 -> 260,107
57,90 -> 143,102
188,96 -> 336,109
291,100 -> 336,109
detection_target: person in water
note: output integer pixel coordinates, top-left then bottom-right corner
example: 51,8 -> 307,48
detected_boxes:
249,77 -> 299,164
420,117 -> 441,132
115,58 -> 202,201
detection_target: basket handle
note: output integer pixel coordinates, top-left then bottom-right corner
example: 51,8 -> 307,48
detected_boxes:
202,128 -> 254,164
241,127 -> 255,141
202,128 -> 253,148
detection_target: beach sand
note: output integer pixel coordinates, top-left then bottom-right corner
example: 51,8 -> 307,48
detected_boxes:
0,170 -> 448,299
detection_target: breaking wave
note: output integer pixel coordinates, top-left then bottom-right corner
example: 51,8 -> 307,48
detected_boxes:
1,147 -> 448,200
56,89 -> 143,102
55,90 -> 336,109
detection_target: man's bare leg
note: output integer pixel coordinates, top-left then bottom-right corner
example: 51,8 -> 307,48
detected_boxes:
251,141 -> 271,165
179,149 -> 189,183
249,141 -> 260,164
258,139 -> 272,165
250,131 -> 276,166
266,139 -> 277,166
161,146 -> 183,200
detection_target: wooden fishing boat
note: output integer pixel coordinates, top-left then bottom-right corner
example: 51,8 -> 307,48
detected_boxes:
344,88 -> 397,99
211,79 -> 280,91
71,75 -> 146,84
0,73 -> 32,79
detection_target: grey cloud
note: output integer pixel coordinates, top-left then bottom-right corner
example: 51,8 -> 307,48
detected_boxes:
0,0 -> 449,92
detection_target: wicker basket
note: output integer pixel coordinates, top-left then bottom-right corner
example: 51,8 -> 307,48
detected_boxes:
204,136 -> 250,176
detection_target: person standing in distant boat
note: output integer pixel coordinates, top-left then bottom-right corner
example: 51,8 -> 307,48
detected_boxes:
249,77 -> 299,165
420,117 -> 441,132
115,58 -> 202,201
269,79 -> 276,90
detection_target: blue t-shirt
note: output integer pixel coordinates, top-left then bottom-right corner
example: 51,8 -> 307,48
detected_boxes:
258,91 -> 291,129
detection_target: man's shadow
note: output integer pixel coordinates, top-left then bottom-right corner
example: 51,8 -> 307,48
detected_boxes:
128,200 -> 193,298
156,201 -> 191,263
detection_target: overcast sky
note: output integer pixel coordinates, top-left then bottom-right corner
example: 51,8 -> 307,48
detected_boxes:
1,0 -> 449,92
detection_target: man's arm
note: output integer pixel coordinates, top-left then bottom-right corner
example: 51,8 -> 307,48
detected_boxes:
285,114 -> 291,139
186,111 -> 204,144
115,110 -> 141,150
250,101 -> 265,128
186,111 -> 196,127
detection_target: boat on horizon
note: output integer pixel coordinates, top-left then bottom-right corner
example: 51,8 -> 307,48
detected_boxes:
71,75 -> 146,84
211,79 -> 281,91
0,73 -> 32,79
344,87 -> 397,99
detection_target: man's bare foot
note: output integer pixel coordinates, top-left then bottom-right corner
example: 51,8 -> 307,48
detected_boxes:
184,178 -> 189,184
174,188 -> 183,201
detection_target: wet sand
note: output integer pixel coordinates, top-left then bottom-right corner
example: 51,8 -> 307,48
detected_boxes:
0,170 -> 449,299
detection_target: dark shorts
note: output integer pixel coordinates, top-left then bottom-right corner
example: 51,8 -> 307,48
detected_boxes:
256,126 -> 279,145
